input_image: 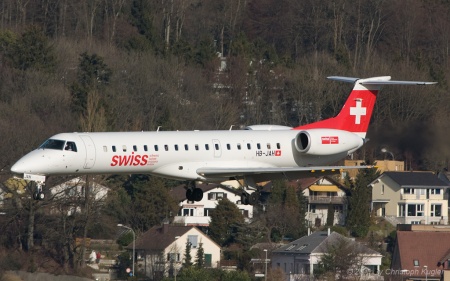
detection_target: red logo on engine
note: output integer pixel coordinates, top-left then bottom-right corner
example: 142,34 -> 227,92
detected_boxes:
275,150 -> 281,156
110,152 -> 149,166
321,136 -> 339,144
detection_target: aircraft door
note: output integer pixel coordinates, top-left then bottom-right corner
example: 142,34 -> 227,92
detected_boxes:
212,139 -> 222,158
79,135 -> 96,169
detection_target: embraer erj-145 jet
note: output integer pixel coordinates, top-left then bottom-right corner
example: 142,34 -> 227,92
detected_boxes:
11,76 -> 436,202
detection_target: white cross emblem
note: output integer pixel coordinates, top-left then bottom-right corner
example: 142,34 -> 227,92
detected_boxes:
349,99 -> 366,124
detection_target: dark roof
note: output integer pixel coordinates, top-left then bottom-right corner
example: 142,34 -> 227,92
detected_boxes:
314,232 -> 380,255
261,176 -> 346,192
381,171 -> 450,188
393,231 -> 450,276
273,231 -> 329,254
273,231 -> 381,256
132,224 -> 196,252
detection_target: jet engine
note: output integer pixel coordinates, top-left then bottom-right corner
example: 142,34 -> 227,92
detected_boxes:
294,129 -> 364,156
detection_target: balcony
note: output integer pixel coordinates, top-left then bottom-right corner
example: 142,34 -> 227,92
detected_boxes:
173,216 -> 210,226
308,196 -> 345,204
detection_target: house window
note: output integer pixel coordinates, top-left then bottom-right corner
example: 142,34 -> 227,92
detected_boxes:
167,253 -> 180,262
334,206 -> 343,213
431,204 -> 442,217
381,184 -> 384,195
403,188 -> 414,195
310,204 -> 316,213
204,208 -> 214,216
398,203 -> 405,217
413,260 -> 419,266
407,204 -> 424,216
240,209 -> 250,217
188,235 -> 198,248
430,189 -> 442,195
182,208 -> 194,216
208,192 -> 226,200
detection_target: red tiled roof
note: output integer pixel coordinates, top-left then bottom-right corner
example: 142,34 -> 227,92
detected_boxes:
393,231 -> 450,277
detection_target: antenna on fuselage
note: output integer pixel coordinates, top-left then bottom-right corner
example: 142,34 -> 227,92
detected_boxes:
157,126 -> 162,132
229,125 -> 234,131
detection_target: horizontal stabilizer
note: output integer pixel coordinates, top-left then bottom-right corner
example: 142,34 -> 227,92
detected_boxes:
327,76 -> 437,85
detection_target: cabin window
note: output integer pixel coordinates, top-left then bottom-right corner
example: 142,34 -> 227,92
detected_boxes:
133,145 -> 137,152
205,144 -> 209,150
257,143 -> 261,149
154,145 -> 159,151
277,143 -> 281,149
65,141 -> 77,152
112,146 -> 116,152
122,145 -> 127,152
144,145 -> 148,151
39,139 -> 65,150
174,144 -> 179,151
103,146 -> 107,152
184,144 -> 189,150
195,144 -> 199,151
247,143 -> 251,150
227,144 -> 231,150
267,143 -> 271,149
165,145 -> 169,151
237,144 -> 241,150
215,143 -> 219,150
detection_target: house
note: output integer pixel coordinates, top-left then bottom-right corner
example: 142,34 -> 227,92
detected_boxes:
131,222 -> 221,279
50,177 -> 109,215
299,176 -> 349,226
370,171 -> 450,225
391,224 -> 450,280
271,230 -> 382,280
171,183 -> 253,226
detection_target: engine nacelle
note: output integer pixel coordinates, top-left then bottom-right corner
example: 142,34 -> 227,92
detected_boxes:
294,129 -> 364,156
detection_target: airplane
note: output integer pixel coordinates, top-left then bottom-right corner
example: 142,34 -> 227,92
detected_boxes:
10,76 -> 436,202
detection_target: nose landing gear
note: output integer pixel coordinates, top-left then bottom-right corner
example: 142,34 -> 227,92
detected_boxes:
23,174 -> 46,200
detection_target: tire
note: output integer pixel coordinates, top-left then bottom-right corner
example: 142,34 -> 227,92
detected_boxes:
193,188 -> 203,201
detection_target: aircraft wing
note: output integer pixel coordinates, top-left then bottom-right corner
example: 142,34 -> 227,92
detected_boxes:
196,165 -> 374,179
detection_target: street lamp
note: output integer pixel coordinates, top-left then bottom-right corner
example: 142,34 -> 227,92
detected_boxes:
424,265 -> 428,281
118,224 -> 135,277
263,249 -> 268,281
381,148 -> 395,160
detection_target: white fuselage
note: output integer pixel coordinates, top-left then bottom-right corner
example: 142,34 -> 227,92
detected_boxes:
11,129 -> 362,182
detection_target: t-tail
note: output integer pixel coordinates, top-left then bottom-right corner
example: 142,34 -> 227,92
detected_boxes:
294,76 -> 437,138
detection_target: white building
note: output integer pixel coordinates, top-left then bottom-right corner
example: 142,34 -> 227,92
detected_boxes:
370,171 -> 449,225
171,183 -> 253,226
271,231 -> 382,280
131,222 -> 221,278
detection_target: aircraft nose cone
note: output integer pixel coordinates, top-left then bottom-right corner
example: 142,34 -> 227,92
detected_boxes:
11,161 -> 25,174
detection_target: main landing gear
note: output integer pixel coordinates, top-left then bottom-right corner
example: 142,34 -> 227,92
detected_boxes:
240,190 -> 260,205
186,181 -> 203,202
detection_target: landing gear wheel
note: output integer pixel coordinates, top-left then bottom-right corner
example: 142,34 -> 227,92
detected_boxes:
38,192 -> 45,200
241,193 -> 249,205
186,189 -> 194,201
192,188 -> 203,201
249,192 -> 259,205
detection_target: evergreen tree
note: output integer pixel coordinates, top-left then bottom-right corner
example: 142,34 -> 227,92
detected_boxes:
209,198 -> 245,246
346,166 -> 380,237
183,240 -> 193,268
195,242 -> 205,269
326,204 -> 334,226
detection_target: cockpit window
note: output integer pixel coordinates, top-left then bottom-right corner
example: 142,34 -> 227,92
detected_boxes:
39,139 -> 66,150
65,141 -> 77,152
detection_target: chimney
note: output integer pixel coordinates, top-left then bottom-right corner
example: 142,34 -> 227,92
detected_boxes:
162,218 -> 170,233
308,227 -> 311,236
327,227 -> 331,236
